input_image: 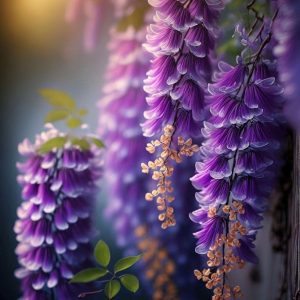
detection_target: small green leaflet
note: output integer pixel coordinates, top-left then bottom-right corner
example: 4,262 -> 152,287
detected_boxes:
66,117 -> 82,129
91,137 -> 105,148
39,89 -> 76,111
70,239 -> 141,299
120,274 -> 139,293
37,136 -> 67,154
70,268 -> 107,283
94,240 -> 111,267
44,110 -> 69,123
114,255 -> 142,274
40,88 -> 89,129
105,280 -> 121,299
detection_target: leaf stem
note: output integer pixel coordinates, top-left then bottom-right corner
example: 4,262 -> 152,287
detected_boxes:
78,289 -> 104,298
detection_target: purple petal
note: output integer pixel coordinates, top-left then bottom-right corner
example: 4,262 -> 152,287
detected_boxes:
193,216 -> 224,254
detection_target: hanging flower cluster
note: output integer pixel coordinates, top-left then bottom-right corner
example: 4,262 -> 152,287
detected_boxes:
274,0 -> 300,131
14,124 -> 102,300
190,14 -> 284,299
142,0 -> 224,229
65,0 -> 103,52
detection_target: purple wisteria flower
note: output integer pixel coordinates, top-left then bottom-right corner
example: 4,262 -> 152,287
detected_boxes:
142,0 -> 223,137
141,0 -> 224,231
274,0 -> 300,131
65,0 -> 103,52
14,125 -> 101,300
190,24 -> 284,298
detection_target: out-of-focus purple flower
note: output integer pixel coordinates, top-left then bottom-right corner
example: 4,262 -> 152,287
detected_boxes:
142,0 -> 223,137
191,27 -> 284,297
14,125 -> 101,300
274,0 -> 300,131
65,0 -> 103,52
98,22 -> 152,247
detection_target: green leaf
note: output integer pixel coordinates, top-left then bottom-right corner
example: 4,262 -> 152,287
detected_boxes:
78,108 -> 88,116
66,117 -> 82,129
94,240 -> 110,267
114,255 -> 142,274
37,136 -> 67,154
104,280 -> 120,299
91,137 -> 105,148
120,274 -> 139,293
44,110 -> 69,123
70,268 -> 107,283
71,138 -> 90,150
39,89 -> 76,110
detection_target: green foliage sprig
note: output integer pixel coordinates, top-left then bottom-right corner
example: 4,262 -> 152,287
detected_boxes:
70,240 -> 142,299
40,89 -> 88,129
37,89 -> 105,154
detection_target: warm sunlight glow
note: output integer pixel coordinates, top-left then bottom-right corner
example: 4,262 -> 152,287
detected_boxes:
7,0 -> 67,51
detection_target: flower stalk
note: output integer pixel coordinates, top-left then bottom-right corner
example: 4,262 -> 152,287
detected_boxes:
191,7 -> 284,299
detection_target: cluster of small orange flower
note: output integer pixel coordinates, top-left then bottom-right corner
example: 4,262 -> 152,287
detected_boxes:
194,201 -> 246,300
141,124 -> 199,229
135,225 -> 179,300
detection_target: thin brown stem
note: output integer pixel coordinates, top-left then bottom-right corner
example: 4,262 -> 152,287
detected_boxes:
78,289 -> 104,298
247,0 -> 264,21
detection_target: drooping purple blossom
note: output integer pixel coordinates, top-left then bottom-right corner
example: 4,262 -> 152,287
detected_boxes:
141,0 -> 224,232
190,20 -> 284,297
274,0 -> 300,131
142,0 -> 224,138
194,58 -> 284,242
14,125 -> 101,300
